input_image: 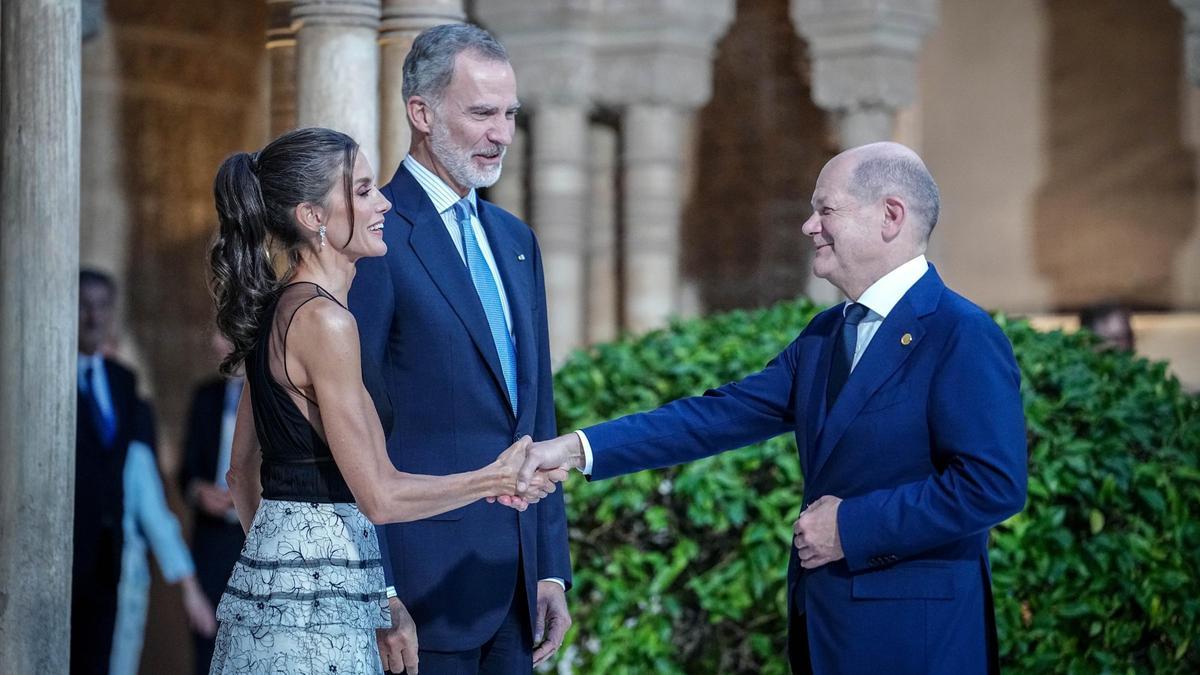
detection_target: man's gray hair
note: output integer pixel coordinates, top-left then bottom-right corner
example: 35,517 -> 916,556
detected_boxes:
402,23 -> 509,104
850,155 -> 941,235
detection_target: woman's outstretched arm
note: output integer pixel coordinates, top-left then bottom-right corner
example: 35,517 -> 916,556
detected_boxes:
288,299 -> 543,524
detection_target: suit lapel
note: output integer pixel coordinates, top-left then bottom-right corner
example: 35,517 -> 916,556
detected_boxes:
77,388 -> 100,444
389,167 -> 511,415
478,203 -> 534,426
809,267 -> 944,480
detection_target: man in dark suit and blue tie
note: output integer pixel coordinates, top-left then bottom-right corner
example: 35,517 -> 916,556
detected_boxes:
518,143 -> 1028,674
73,269 -> 141,675
349,23 -> 572,675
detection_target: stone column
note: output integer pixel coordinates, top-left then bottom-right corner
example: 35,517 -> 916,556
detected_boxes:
489,125 -> 527,221
293,0 -> 381,167
790,0 -> 940,147
791,0 -> 939,304
267,0 -> 298,137
0,1 -> 81,672
379,0 -> 464,177
592,0 -> 736,331
621,104 -> 690,332
474,2 -> 599,358
588,123 -> 619,343
529,104 -> 591,359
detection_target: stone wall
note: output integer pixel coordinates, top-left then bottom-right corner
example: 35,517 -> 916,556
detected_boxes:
89,0 -> 267,448
916,0 -> 1054,311
1032,0 -> 1196,309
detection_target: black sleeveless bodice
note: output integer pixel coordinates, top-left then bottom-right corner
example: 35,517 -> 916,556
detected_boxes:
246,282 -> 393,503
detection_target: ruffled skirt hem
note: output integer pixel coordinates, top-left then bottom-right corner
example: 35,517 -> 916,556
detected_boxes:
214,499 -> 390,631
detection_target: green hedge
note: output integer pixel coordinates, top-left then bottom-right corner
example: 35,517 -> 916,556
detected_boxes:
551,298 -> 1200,674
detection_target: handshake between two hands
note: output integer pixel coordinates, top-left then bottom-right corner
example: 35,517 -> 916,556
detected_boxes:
481,435 -> 846,571
485,433 -> 585,511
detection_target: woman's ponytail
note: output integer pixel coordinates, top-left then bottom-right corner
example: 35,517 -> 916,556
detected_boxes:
209,151 -> 277,376
207,128 -> 359,375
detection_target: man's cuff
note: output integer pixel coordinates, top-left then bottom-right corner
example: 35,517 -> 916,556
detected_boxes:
385,586 -> 398,599
539,577 -> 566,591
574,430 -> 594,475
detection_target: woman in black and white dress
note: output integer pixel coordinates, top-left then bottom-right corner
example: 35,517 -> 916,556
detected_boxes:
207,127 -> 561,674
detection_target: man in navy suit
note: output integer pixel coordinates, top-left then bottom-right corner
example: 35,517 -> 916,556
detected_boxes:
72,269 -> 140,675
349,23 -> 572,675
519,143 -> 1027,674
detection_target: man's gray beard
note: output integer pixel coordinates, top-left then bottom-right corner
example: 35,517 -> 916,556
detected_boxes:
430,122 -> 505,189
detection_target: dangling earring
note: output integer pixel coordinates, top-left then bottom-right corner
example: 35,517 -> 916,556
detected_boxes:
318,225 -> 327,249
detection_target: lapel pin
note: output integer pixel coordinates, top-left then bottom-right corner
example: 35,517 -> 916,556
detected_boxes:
517,254 -> 526,261
901,333 -> 913,346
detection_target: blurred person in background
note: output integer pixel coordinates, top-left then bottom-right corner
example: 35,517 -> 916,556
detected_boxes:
110,398 -> 216,675
73,268 -> 140,675
1079,301 -> 1135,352
179,332 -> 246,674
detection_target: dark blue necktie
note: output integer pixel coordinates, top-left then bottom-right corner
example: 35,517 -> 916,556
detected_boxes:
453,199 -> 519,415
83,363 -> 117,448
827,302 -> 869,409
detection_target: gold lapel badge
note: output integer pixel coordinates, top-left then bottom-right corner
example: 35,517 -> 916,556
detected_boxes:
901,333 -> 913,346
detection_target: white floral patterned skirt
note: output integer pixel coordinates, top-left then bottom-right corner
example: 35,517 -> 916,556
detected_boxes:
210,499 -> 391,675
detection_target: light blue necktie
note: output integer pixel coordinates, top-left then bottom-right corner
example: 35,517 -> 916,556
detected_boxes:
453,199 -> 518,414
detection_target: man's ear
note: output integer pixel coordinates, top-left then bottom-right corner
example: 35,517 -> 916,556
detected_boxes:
408,96 -> 434,135
881,196 -> 906,242
293,201 -> 323,235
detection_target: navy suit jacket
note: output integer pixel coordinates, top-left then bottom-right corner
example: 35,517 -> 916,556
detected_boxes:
72,357 -> 138,674
74,357 -> 138,588
349,164 -> 572,651
585,267 -> 1027,674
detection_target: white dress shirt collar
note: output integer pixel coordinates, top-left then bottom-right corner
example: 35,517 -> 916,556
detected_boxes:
78,352 -> 104,376
403,155 -> 478,217
849,255 -> 929,320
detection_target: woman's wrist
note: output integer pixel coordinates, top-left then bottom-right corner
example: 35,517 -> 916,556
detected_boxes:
477,462 -> 515,499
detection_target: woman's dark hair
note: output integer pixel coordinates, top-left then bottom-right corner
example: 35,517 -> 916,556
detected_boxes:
209,127 -> 359,376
